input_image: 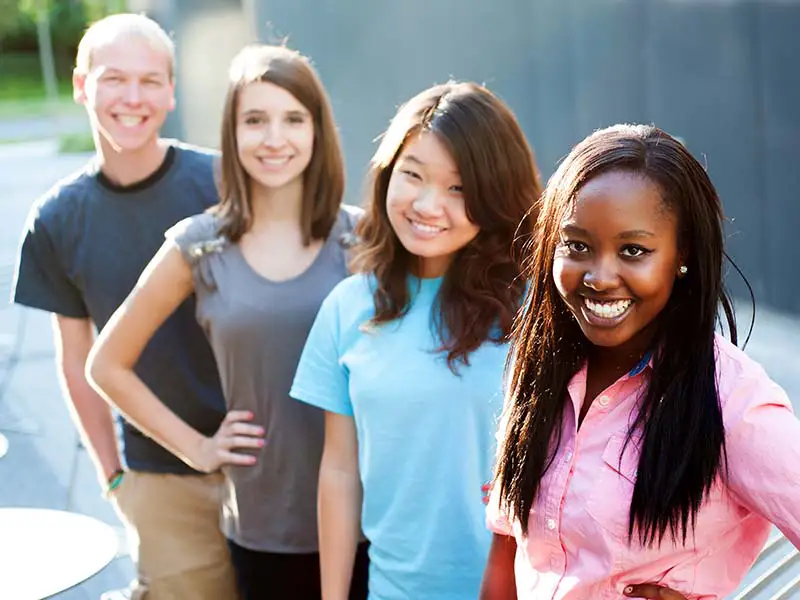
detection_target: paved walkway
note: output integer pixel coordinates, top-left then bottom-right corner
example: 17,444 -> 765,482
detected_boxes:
0,145 -> 797,598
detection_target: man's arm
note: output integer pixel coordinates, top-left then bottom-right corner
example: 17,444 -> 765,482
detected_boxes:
13,201 -> 121,489
52,314 -> 121,489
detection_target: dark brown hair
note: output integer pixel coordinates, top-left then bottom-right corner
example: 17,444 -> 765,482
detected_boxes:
213,44 -> 344,244
496,124 -> 740,547
351,82 -> 542,368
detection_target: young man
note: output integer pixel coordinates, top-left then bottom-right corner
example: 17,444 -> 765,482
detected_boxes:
12,14 -> 238,599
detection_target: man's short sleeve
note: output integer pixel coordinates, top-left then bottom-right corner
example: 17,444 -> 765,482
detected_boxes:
12,212 -> 88,318
290,287 -> 353,416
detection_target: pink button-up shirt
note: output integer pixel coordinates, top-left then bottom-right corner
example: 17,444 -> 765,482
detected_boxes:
488,334 -> 800,599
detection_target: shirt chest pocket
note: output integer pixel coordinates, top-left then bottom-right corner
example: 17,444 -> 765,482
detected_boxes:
585,433 -> 640,545
584,434 -> 696,591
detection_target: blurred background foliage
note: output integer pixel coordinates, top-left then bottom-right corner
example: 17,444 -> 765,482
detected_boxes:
0,1 -> 126,148
0,1 -> 127,107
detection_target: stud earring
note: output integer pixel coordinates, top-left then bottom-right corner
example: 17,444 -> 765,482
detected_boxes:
678,265 -> 688,276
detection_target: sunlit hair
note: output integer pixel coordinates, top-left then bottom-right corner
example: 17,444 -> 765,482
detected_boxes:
496,124 -> 741,547
213,44 -> 345,244
351,82 -> 542,369
75,13 -> 176,79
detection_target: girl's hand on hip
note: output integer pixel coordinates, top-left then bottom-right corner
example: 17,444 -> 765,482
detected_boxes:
194,410 -> 264,472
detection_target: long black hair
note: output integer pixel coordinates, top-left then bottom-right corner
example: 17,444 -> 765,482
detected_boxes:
495,124 -> 744,547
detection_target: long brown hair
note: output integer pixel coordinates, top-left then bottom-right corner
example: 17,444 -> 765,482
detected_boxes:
213,44 -> 345,244
351,82 -> 542,368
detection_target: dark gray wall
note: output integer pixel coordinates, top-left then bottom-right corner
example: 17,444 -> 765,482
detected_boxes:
248,0 -> 540,199
138,1 -> 799,314
244,0 -> 800,315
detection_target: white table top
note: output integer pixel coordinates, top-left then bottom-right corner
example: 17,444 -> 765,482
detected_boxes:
0,507 -> 119,600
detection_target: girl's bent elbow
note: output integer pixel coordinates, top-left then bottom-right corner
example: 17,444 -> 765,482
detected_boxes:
85,347 -> 111,390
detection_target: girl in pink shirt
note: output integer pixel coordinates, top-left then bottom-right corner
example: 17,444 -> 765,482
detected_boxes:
481,124 -> 799,600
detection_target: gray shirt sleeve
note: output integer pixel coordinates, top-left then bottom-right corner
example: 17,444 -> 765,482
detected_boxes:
337,205 -> 364,264
165,212 -> 226,291
341,204 -> 363,233
166,212 -> 221,259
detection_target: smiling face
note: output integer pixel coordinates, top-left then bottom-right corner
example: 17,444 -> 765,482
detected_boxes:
74,35 -> 175,153
235,81 -> 315,192
385,131 -> 480,278
553,170 -> 684,356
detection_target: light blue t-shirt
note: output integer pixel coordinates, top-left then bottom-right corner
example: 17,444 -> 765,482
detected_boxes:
290,273 -> 509,600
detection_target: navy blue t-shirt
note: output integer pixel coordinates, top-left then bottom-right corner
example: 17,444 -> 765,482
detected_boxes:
13,141 -> 226,474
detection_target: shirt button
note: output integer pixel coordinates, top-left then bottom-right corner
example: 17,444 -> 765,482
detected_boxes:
547,518 -> 557,530
598,396 -> 610,407
564,450 -> 573,462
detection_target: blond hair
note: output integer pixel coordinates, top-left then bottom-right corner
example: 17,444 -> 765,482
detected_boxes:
75,13 -> 176,79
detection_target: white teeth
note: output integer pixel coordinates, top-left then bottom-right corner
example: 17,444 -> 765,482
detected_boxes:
259,157 -> 291,166
117,116 -> 145,127
584,298 -> 632,319
410,220 -> 444,234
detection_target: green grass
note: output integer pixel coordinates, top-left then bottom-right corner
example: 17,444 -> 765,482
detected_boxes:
0,74 -> 73,101
57,131 -> 94,154
0,51 -> 78,119
0,135 -> 40,145
0,95 -> 82,119
0,129 -> 93,153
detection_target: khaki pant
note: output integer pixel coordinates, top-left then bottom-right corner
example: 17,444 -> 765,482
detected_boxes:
113,470 -> 240,600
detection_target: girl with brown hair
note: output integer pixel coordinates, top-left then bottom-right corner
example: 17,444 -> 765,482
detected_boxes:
290,81 -> 542,599
87,44 -> 367,599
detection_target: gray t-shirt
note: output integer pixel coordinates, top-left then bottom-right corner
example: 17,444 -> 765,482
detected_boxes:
168,206 -> 360,552
13,142 -> 227,474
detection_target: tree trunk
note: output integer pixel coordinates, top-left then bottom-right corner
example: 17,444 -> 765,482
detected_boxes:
35,1 -> 59,104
